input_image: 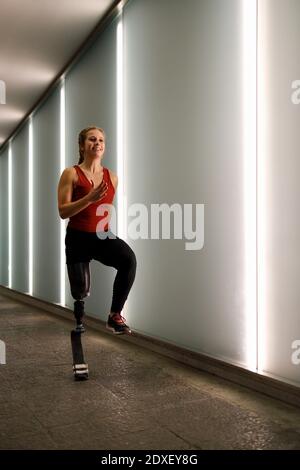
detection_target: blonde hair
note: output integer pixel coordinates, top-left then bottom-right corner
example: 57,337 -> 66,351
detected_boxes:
78,126 -> 106,164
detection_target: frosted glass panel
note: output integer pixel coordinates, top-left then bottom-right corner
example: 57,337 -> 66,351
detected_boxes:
0,147 -> 8,286
11,124 -> 29,293
32,87 -> 61,303
258,0 -> 300,385
124,0 -> 247,366
65,19 -> 118,318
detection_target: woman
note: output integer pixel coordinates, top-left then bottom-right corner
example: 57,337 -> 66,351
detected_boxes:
57,126 -> 136,334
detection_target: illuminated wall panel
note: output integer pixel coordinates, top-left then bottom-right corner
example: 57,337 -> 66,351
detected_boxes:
10,124 -> 29,293
32,86 -> 61,303
258,0 -> 300,385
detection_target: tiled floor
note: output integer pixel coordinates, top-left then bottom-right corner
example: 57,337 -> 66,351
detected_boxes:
0,293 -> 300,450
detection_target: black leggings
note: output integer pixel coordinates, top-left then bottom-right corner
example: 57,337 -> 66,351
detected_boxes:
65,227 -> 137,313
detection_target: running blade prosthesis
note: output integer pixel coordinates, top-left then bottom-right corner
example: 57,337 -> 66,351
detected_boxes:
71,330 -> 89,381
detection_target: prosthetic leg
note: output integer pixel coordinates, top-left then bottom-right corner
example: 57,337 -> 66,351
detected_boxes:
67,262 -> 90,381
68,262 -> 91,332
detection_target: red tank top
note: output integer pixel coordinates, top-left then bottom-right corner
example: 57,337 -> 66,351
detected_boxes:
68,165 -> 115,232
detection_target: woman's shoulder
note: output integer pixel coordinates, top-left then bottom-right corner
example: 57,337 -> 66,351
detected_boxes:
63,165 -> 77,174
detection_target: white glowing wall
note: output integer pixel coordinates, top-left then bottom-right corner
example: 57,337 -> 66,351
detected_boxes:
32,87 -> 61,303
10,124 -> 29,293
0,146 -> 9,286
124,0 -> 248,366
0,0 -> 300,387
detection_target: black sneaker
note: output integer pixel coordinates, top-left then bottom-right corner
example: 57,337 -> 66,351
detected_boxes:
106,313 -> 132,335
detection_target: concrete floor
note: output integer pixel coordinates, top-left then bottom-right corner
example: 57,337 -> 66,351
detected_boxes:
0,293 -> 300,450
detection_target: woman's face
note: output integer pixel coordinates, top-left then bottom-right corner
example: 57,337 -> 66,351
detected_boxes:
82,129 -> 105,158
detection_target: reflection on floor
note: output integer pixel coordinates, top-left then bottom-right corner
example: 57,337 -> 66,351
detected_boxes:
0,293 -> 300,450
